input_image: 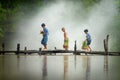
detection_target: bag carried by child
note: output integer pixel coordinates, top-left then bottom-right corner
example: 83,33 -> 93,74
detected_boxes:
81,40 -> 88,50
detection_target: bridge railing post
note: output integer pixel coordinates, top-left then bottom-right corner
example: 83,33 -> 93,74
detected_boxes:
16,43 -> 20,55
38,48 -> 42,55
104,35 -> 109,55
74,40 -> 77,55
24,47 -> 27,55
2,43 -> 5,55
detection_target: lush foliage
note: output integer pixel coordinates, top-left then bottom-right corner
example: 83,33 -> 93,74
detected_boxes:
0,0 -> 42,38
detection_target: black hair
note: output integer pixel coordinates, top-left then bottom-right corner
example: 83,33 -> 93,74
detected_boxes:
84,29 -> 88,32
41,23 -> 45,27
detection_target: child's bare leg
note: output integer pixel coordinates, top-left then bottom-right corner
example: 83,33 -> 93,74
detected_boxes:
66,46 -> 69,50
85,46 -> 89,51
64,46 -> 68,50
88,45 -> 92,52
86,47 -> 89,51
44,45 -> 48,50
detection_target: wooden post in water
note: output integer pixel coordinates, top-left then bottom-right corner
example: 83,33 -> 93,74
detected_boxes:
54,47 -> 57,55
104,35 -> 109,55
74,40 -> 77,55
106,35 -> 109,55
2,43 -> 5,55
24,47 -> 27,55
54,47 -> 57,50
16,43 -> 20,55
38,48 -> 42,55
104,39 -> 107,54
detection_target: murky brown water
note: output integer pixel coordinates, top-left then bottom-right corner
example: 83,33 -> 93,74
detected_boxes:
0,55 -> 120,80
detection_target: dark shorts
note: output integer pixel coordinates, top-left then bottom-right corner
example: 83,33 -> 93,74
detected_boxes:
87,40 -> 91,45
41,37 -> 48,45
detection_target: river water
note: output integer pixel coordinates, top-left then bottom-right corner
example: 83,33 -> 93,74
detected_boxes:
0,55 -> 120,80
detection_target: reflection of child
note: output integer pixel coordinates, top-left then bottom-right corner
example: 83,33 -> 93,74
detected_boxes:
62,27 -> 69,50
84,29 -> 92,51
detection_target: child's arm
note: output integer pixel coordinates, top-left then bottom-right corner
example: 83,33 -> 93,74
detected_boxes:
84,36 -> 88,41
40,30 -> 44,34
64,32 -> 67,40
40,29 -> 46,35
40,30 -> 46,36
43,29 -> 47,36
86,34 -> 90,41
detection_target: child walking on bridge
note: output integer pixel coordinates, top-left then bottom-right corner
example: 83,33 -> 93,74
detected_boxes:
83,29 -> 92,52
40,23 -> 49,50
62,27 -> 69,50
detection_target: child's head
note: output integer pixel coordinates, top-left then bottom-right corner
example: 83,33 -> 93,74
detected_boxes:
62,27 -> 65,32
84,29 -> 88,34
41,23 -> 45,28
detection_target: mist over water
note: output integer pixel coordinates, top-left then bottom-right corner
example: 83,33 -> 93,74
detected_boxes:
11,0 -> 118,51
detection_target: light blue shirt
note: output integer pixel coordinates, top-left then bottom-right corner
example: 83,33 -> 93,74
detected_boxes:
86,33 -> 91,41
43,28 -> 49,37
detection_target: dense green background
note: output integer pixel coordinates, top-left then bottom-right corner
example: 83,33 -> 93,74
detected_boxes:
0,0 -> 120,51
0,0 -> 43,37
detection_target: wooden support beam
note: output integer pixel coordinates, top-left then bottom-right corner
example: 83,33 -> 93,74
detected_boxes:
38,48 -> 42,55
104,39 -> 107,54
16,43 -> 20,55
2,43 -> 5,55
117,52 -> 120,55
54,47 -> 57,55
104,35 -> 109,55
24,47 -> 27,55
106,35 -> 109,55
74,40 -> 77,55
54,47 -> 57,50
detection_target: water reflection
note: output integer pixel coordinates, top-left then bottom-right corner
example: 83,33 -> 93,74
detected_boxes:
104,56 -> 109,79
82,56 -> 90,80
17,55 -> 20,72
64,55 -> 68,80
42,56 -> 48,80
74,55 -> 77,71
86,56 -> 90,80
1,56 -> 5,80
0,55 -> 120,80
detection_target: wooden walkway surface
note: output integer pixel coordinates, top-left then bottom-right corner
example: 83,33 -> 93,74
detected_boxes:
0,50 -> 120,56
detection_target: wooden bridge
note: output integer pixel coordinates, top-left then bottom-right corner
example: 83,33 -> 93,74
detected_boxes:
0,49 -> 120,56
0,35 -> 120,56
